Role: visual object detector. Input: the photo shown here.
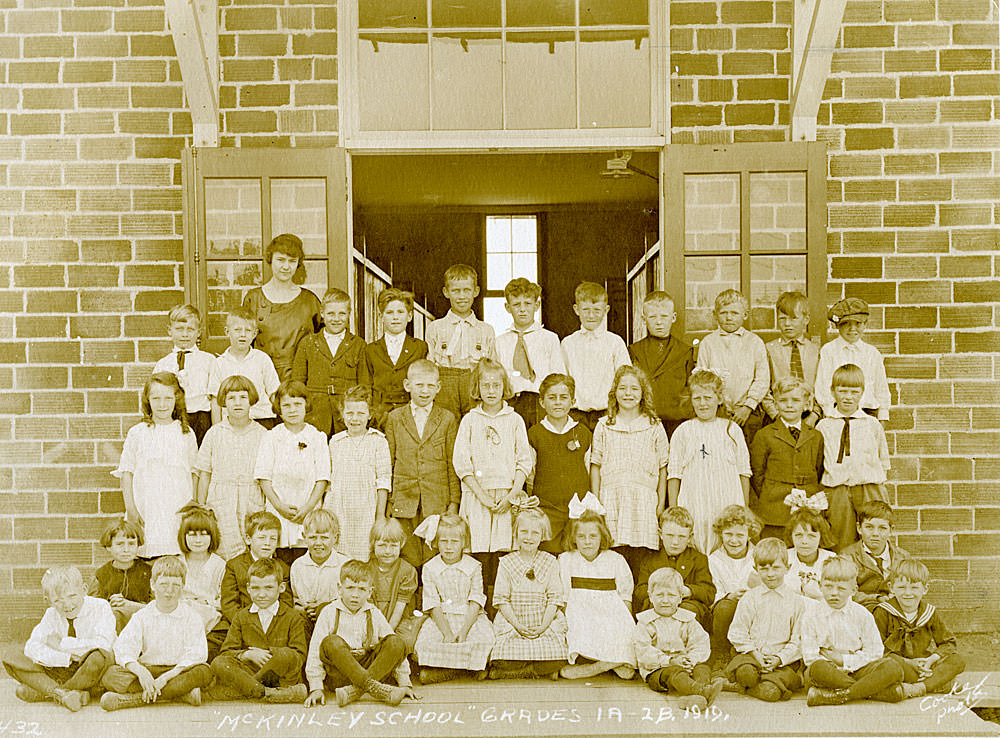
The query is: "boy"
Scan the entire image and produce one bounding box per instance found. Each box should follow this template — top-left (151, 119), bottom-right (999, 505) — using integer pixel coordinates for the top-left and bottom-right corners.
top-left (750, 377), bottom-right (825, 540)
top-left (634, 507), bottom-right (716, 623)
top-left (632, 567), bottom-right (725, 710)
top-left (364, 287), bottom-right (429, 428)
top-left (425, 264), bottom-right (498, 419)
top-left (815, 297), bottom-right (890, 421)
top-left (154, 303), bottom-right (214, 443)
top-left (843, 501), bottom-right (910, 610)
top-left (561, 281), bottom-right (630, 431)
top-left (385, 360), bottom-right (460, 567)
top-left (304, 560), bottom-right (415, 708)
top-left (292, 288), bottom-right (369, 436)
top-left (4, 566), bottom-right (116, 711)
top-left (816, 364), bottom-right (891, 550)
top-left (695, 289), bottom-right (770, 444)
top-left (760, 291), bottom-right (821, 426)
top-left (801, 556), bottom-right (905, 706)
top-left (211, 558), bottom-right (309, 703)
top-left (290, 510), bottom-right (348, 629)
top-left (873, 559), bottom-right (965, 697)
top-left (725, 538), bottom-right (805, 702)
top-left (628, 290), bottom-right (695, 437)
top-left (220, 512), bottom-right (295, 633)
top-left (208, 307), bottom-right (280, 428)
top-left (495, 278), bottom-right (565, 429)
top-left (100, 556), bottom-right (213, 710)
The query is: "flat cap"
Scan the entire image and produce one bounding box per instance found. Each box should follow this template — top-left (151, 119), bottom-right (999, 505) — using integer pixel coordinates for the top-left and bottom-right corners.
top-left (827, 297), bottom-right (869, 324)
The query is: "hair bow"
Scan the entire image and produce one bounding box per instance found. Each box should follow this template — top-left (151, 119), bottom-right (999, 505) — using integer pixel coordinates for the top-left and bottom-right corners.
top-left (568, 491), bottom-right (606, 520)
top-left (509, 494), bottom-right (540, 513)
top-left (783, 488), bottom-right (828, 514)
top-left (412, 514), bottom-right (440, 545)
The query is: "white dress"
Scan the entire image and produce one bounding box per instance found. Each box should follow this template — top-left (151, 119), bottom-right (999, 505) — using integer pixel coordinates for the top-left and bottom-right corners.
top-left (668, 417), bottom-right (750, 554)
top-left (254, 423), bottom-right (331, 547)
top-left (327, 428), bottom-right (391, 561)
top-left (708, 545), bottom-right (757, 601)
top-left (558, 550), bottom-right (635, 665)
top-left (590, 415), bottom-right (668, 550)
top-left (787, 547), bottom-right (836, 603)
top-left (182, 553), bottom-right (226, 631)
top-left (113, 420), bottom-right (198, 557)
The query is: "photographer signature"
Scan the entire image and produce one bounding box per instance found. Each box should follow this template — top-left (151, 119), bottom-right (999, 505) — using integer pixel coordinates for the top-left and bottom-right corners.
top-left (919, 675), bottom-right (991, 724)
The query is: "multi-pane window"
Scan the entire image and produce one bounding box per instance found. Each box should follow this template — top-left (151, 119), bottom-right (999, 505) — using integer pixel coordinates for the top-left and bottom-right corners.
top-left (482, 215), bottom-right (539, 334)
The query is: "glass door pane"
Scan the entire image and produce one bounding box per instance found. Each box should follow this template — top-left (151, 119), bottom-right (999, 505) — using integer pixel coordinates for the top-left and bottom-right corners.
top-left (272, 178), bottom-right (329, 300)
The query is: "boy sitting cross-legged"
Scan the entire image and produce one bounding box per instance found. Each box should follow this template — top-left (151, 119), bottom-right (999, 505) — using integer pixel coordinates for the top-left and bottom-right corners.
top-left (100, 556), bottom-right (213, 711)
top-left (211, 557), bottom-right (309, 704)
top-left (304, 560), bottom-right (416, 708)
top-left (290, 509), bottom-right (348, 634)
top-left (4, 565), bottom-right (116, 711)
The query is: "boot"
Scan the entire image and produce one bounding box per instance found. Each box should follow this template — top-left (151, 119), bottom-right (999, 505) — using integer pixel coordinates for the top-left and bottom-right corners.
top-left (52, 688), bottom-right (88, 712)
top-left (612, 664), bottom-right (636, 680)
top-left (264, 684), bottom-right (308, 704)
top-left (677, 695), bottom-right (708, 711)
top-left (101, 691), bottom-right (146, 711)
top-left (701, 677), bottom-right (725, 706)
top-left (15, 685), bottom-right (47, 703)
top-left (419, 667), bottom-right (460, 685)
top-left (487, 664), bottom-right (535, 680)
top-left (364, 678), bottom-right (406, 706)
top-left (748, 682), bottom-right (782, 702)
top-left (901, 682), bottom-right (927, 699)
top-left (179, 687), bottom-right (202, 706)
top-left (335, 685), bottom-right (361, 707)
top-left (807, 686), bottom-right (850, 706)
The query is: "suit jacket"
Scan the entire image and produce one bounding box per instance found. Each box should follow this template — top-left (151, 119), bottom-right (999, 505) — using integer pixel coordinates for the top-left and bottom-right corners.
top-left (364, 335), bottom-right (429, 425)
top-left (385, 404), bottom-right (460, 519)
top-left (221, 553), bottom-right (294, 625)
top-left (749, 419), bottom-right (825, 526)
top-left (219, 601), bottom-right (308, 660)
top-left (842, 540), bottom-right (910, 609)
top-left (628, 335), bottom-right (695, 423)
top-left (291, 331), bottom-right (369, 435)
top-left (634, 546), bottom-right (716, 617)
top-left (761, 336), bottom-right (822, 420)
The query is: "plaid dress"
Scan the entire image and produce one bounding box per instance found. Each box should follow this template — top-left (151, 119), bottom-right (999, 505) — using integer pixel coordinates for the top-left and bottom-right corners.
top-left (327, 428), bottom-right (391, 561)
top-left (491, 551), bottom-right (568, 662)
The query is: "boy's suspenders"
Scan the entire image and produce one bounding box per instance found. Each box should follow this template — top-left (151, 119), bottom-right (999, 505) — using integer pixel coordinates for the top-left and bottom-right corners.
top-left (331, 608), bottom-right (375, 654)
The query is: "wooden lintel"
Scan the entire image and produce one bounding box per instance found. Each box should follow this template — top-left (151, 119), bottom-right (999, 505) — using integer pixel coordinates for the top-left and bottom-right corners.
top-left (164, 0), bottom-right (219, 147)
top-left (791, 0), bottom-right (848, 141)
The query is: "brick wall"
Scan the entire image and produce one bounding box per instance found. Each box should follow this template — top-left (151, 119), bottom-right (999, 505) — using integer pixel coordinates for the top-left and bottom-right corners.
top-left (671, 0), bottom-right (1000, 630)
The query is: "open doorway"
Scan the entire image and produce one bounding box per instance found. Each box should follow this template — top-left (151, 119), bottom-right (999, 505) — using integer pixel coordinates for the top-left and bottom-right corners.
top-left (351, 151), bottom-right (659, 342)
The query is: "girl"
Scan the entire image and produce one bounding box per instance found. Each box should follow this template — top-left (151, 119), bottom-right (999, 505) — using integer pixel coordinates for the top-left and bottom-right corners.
top-left (784, 505), bottom-right (835, 604)
top-left (177, 504), bottom-right (226, 635)
top-left (368, 519), bottom-right (421, 652)
top-left (255, 380), bottom-right (330, 557)
top-left (453, 359), bottom-right (532, 587)
top-left (557, 509), bottom-right (635, 680)
top-left (113, 372), bottom-right (198, 557)
top-left (707, 505), bottom-right (762, 666)
top-left (668, 370), bottom-right (751, 553)
top-left (195, 374), bottom-right (268, 560)
top-left (326, 385), bottom-right (391, 561)
top-left (413, 515), bottom-right (495, 684)
top-left (91, 519), bottom-right (151, 632)
top-left (489, 508), bottom-right (568, 680)
top-left (527, 374), bottom-right (592, 553)
top-left (590, 365), bottom-right (668, 572)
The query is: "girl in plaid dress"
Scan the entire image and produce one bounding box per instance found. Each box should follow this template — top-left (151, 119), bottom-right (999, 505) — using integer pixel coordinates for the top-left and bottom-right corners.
top-left (326, 385), bottom-right (392, 561)
top-left (489, 508), bottom-right (568, 679)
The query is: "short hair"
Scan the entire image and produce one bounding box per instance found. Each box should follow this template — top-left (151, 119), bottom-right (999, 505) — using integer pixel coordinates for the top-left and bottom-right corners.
top-left (407, 358), bottom-right (439, 381)
top-left (264, 233), bottom-right (305, 269)
top-left (470, 358), bottom-right (513, 401)
top-left (272, 379), bottom-right (310, 417)
top-left (433, 514), bottom-right (470, 552)
top-left (857, 500), bottom-right (894, 526)
top-left (753, 538), bottom-right (789, 567)
top-left (888, 558), bottom-right (929, 586)
top-left (647, 567), bottom-right (689, 596)
top-left (41, 565), bottom-right (85, 599)
top-left (226, 306), bottom-right (257, 325)
top-left (217, 374), bottom-right (259, 408)
top-left (714, 289), bottom-right (748, 312)
top-left (643, 290), bottom-right (675, 309)
top-left (340, 559), bottom-right (373, 585)
top-left (247, 557), bottom-right (283, 583)
top-left (245, 510), bottom-right (282, 537)
top-left (151, 555), bottom-right (187, 583)
top-left (775, 291), bottom-right (809, 318)
top-left (321, 287), bottom-right (351, 309)
top-left (538, 373), bottom-right (575, 401)
top-left (443, 264), bottom-right (478, 287)
top-left (337, 384), bottom-right (372, 418)
top-left (772, 376), bottom-right (808, 400)
top-left (831, 363), bottom-right (865, 390)
top-left (565, 510), bottom-right (614, 552)
top-left (784, 507), bottom-right (831, 545)
top-left (821, 555), bottom-right (858, 583)
top-left (659, 506), bottom-right (694, 531)
top-left (377, 287), bottom-right (414, 314)
top-left (302, 509), bottom-right (340, 539)
top-left (687, 369), bottom-right (724, 400)
top-left (504, 278), bottom-right (541, 301)
top-left (513, 506), bottom-right (552, 541)
top-left (574, 281), bottom-right (608, 304)
top-left (369, 517), bottom-right (407, 556)
top-left (178, 504), bottom-right (221, 554)
top-left (100, 518), bottom-right (144, 548)
top-left (711, 505), bottom-right (763, 540)
top-left (142, 372), bottom-right (190, 433)
top-left (168, 303), bottom-right (201, 325)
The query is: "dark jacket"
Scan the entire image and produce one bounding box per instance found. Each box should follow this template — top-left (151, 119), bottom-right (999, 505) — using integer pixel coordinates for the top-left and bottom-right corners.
top-left (385, 404), bottom-right (460, 519)
top-left (291, 331), bottom-right (369, 435)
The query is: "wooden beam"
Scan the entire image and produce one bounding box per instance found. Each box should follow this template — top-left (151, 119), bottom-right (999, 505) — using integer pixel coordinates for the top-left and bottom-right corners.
top-left (164, 0), bottom-right (219, 147)
top-left (790, 0), bottom-right (848, 141)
